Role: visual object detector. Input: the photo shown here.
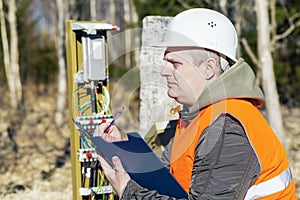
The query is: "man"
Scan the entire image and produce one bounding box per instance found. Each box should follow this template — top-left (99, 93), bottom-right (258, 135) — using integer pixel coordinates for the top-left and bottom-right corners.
top-left (94, 8), bottom-right (297, 199)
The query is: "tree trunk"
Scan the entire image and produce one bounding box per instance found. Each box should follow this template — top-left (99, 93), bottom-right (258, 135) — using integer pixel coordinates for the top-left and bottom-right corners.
top-left (55, 0), bottom-right (67, 127)
top-left (90, 0), bottom-right (96, 21)
top-left (129, 0), bottom-right (140, 68)
top-left (0, 0), bottom-right (14, 107)
top-left (0, 0), bottom-right (22, 109)
top-left (233, 0), bottom-right (241, 58)
top-left (255, 0), bottom-right (285, 142)
top-left (124, 0), bottom-right (139, 69)
top-left (8, 0), bottom-right (22, 106)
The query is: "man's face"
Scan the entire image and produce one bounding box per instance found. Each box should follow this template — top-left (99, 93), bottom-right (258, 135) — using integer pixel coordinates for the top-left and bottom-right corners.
top-left (160, 47), bottom-right (207, 106)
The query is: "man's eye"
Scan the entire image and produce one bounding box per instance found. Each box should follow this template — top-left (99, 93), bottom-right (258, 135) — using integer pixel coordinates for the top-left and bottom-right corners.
top-left (166, 59), bottom-right (179, 64)
top-left (171, 61), bottom-right (181, 67)
top-left (164, 58), bottom-right (182, 68)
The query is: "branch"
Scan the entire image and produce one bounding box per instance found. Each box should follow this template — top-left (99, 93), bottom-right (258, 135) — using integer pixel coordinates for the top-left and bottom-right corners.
top-left (269, 0), bottom-right (277, 38)
top-left (272, 20), bottom-right (300, 44)
top-left (290, 12), bottom-right (300, 22)
top-left (271, 13), bottom-right (300, 46)
top-left (241, 37), bottom-right (259, 67)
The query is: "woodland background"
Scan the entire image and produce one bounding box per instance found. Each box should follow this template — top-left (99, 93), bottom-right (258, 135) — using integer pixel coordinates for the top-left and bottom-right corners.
top-left (0, 0), bottom-right (299, 199)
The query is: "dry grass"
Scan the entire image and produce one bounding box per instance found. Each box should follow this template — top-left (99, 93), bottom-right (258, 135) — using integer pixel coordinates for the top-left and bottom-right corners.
top-left (0, 82), bottom-right (140, 199)
top-left (0, 83), bottom-right (299, 199)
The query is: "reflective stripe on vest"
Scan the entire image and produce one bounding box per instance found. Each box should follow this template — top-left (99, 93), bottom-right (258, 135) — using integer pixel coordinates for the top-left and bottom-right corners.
top-left (244, 167), bottom-right (293, 200)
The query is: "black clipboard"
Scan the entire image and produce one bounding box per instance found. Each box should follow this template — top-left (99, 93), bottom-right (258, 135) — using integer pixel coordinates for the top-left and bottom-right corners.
top-left (73, 119), bottom-right (188, 198)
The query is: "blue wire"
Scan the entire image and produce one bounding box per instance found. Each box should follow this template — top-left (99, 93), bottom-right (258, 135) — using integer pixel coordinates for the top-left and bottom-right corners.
top-left (80, 137), bottom-right (86, 148)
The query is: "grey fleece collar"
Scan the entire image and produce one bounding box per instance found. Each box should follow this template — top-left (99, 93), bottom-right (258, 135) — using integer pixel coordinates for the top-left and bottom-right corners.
top-left (180, 58), bottom-right (265, 124)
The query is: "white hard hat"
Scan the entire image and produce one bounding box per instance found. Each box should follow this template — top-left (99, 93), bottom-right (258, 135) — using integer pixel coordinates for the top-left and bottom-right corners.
top-left (158, 8), bottom-right (238, 62)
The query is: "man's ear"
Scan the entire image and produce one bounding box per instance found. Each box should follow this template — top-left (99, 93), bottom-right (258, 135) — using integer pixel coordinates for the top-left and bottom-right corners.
top-left (204, 58), bottom-right (218, 80)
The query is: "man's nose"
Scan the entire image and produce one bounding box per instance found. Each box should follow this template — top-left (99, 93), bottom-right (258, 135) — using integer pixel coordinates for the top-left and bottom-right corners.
top-left (160, 63), bottom-right (172, 77)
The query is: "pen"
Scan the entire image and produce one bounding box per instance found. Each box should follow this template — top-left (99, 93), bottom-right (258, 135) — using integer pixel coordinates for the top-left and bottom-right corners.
top-left (103, 106), bottom-right (125, 133)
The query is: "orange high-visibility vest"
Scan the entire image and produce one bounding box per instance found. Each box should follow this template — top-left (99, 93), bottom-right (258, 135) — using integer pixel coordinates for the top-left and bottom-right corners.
top-left (170, 99), bottom-right (296, 199)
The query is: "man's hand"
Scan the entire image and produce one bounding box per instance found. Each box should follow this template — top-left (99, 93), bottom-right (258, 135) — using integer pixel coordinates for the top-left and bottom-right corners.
top-left (98, 155), bottom-right (130, 197)
top-left (94, 121), bottom-right (129, 196)
top-left (93, 123), bottom-right (124, 142)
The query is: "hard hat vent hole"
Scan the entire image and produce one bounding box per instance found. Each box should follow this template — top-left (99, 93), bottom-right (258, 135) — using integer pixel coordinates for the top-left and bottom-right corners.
top-left (208, 22), bottom-right (216, 28)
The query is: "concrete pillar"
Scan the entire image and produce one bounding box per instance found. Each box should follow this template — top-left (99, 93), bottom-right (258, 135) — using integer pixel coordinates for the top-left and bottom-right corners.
top-left (139, 16), bottom-right (180, 137)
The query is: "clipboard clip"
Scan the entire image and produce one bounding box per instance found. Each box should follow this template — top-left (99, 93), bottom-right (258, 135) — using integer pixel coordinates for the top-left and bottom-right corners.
top-left (72, 118), bottom-right (92, 139)
top-left (72, 118), bottom-right (114, 168)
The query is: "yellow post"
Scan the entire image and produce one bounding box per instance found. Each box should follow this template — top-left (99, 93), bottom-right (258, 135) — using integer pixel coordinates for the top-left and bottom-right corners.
top-left (66, 20), bottom-right (82, 200)
top-left (65, 20), bottom-right (118, 200)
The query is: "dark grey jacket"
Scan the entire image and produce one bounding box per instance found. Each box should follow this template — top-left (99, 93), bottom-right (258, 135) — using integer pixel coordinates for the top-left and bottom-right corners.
top-left (120, 59), bottom-right (264, 199)
top-left (120, 114), bottom-right (260, 199)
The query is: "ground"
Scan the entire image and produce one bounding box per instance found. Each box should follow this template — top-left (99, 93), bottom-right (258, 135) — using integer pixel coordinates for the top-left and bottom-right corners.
top-left (0, 84), bottom-right (72, 199)
top-left (0, 83), bottom-right (299, 199)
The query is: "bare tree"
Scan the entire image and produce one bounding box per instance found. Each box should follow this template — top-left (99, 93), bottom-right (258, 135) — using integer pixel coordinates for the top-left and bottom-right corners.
top-left (252, 0), bottom-right (300, 142)
top-left (0, 0), bottom-right (22, 109)
top-left (54, 0), bottom-right (67, 127)
top-left (124, 0), bottom-right (139, 68)
top-left (90, 0), bottom-right (96, 21)
top-left (255, 0), bottom-right (284, 141)
top-left (0, 0), bottom-right (10, 90)
top-left (232, 0), bottom-right (242, 58)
